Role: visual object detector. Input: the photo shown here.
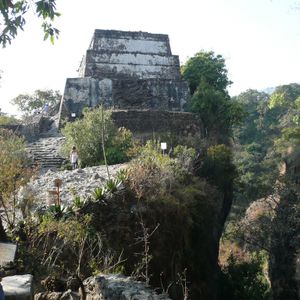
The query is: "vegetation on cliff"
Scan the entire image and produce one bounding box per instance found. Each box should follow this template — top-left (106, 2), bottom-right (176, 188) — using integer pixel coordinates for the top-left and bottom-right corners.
top-left (0, 128), bottom-right (32, 241)
top-left (226, 83), bottom-right (300, 299)
top-left (2, 51), bottom-right (298, 300)
top-left (11, 140), bottom-right (230, 299)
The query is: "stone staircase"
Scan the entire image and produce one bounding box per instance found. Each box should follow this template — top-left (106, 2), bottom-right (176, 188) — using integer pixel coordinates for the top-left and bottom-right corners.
top-left (25, 113), bottom-right (68, 172)
top-left (27, 136), bottom-right (66, 172)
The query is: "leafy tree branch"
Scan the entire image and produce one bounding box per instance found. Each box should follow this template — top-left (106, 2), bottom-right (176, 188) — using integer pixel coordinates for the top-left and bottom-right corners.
top-left (0, 0), bottom-right (60, 47)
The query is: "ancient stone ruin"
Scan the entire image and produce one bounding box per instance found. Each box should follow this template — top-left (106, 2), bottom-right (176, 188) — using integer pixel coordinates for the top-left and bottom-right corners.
top-left (59, 29), bottom-right (202, 139)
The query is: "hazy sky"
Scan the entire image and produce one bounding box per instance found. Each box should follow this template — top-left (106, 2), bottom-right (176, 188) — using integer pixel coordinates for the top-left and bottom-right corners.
top-left (0, 0), bottom-right (300, 115)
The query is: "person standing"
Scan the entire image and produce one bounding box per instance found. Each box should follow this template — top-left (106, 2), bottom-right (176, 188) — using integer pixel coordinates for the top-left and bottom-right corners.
top-left (42, 103), bottom-right (49, 115)
top-left (70, 146), bottom-right (79, 170)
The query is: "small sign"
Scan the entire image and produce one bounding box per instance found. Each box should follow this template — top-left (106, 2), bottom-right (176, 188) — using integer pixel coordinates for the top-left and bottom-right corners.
top-left (71, 112), bottom-right (76, 117)
top-left (0, 243), bottom-right (17, 266)
top-left (161, 143), bottom-right (167, 150)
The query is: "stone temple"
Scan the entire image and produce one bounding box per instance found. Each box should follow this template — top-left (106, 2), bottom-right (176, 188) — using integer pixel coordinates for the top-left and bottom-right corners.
top-left (59, 29), bottom-right (202, 139)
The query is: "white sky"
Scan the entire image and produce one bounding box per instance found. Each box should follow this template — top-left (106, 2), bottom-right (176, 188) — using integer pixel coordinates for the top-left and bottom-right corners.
top-left (0, 0), bottom-right (300, 115)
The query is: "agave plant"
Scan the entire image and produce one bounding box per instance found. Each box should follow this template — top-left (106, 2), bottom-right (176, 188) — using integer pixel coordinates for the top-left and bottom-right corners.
top-left (93, 187), bottom-right (105, 201)
top-left (46, 204), bottom-right (66, 220)
top-left (72, 196), bottom-right (85, 209)
top-left (104, 178), bottom-right (123, 194)
top-left (116, 168), bottom-right (128, 182)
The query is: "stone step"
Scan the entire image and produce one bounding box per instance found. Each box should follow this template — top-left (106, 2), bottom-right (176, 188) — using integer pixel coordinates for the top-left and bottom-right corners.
top-left (33, 159), bottom-right (64, 163)
top-left (26, 135), bottom-right (67, 172)
top-left (32, 155), bottom-right (64, 159)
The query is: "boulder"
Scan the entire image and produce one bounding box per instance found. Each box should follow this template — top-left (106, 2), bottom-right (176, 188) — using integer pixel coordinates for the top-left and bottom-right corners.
top-left (84, 274), bottom-right (171, 300)
top-left (2, 274), bottom-right (33, 300)
top-left (34, 291), bottom-right (80, 300)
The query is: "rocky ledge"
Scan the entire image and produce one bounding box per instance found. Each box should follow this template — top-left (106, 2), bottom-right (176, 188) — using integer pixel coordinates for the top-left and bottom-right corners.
top-left (18, 164), bottom-right (126, 207)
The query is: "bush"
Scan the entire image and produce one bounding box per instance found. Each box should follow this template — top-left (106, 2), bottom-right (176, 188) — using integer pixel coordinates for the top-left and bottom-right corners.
top-left (0, 115), bottom-right (19, 125)
top-left (61, 107), bottom-right (133, 167)
top-left (173, 145), bottom-right (196, 172)
top-left (0, 129), bottom-right (32, 229)
top-left (127, 141), bottom-right (185, 200)
top-left (219, 251), bottom-right (270, 300)
top-left (198, 144), bottom-right (236, 189)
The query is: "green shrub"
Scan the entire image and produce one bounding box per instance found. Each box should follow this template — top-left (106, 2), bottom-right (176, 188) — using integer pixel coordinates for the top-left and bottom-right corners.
top-left (61, 107), bottom-right (133, 167)
top-left (45, 204), bottom-right (67, 220)
top-left (105, 127), bottom-right (133, 164)
top-left (127, 141), bottom-right (192, 200)
top-left (0, 115), bottom-right (19, 125)
top-left (198, 144), bottom-right (236, 189)
top-left (173, 145), bottom-right (196, 172)
top-left (219, 252), bottom-right (270, 300)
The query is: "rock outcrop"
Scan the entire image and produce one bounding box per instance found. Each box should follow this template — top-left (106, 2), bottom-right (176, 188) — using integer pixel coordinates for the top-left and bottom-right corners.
top-left (18, 164), bottom-right (125, 206)
top-left (84, 274), bottom-right (171, 300)
top-left (34, 274), bottom-right (171, 300)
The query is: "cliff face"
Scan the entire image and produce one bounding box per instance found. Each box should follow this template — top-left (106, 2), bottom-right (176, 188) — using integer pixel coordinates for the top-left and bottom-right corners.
top-left (17, 158), bottom-right (229, 300)
top-left (79, 176), bottom-right (226, 300)
top-left (269, 190), bottom-right (299, 300)
top-left (270, 146), bottom-right (300, 300)
top-left (240, 189), bottom-right (300, 300)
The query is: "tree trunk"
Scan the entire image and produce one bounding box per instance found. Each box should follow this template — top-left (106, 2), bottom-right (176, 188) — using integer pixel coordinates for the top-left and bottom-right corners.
top-left (0, 216), bottom-right (7, 242)
top-left (0, 193), bottom-right (7, 242)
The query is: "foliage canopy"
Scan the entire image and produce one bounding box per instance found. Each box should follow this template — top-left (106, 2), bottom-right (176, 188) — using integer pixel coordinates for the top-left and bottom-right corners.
top-left (232, 84), bottom-right (300, 205)
top-left (10, 89), bottom-right (61, 115)
top-left (182, 51), bottom-right (244, 139)
top-left (0, 0), bottom-right (60, 47)
top-left (181, 51), bottom-right (232, 94)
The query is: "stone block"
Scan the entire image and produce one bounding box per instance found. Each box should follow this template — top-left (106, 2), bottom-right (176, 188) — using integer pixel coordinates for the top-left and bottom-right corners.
top-left (2, 274), bottom-right (33, 300)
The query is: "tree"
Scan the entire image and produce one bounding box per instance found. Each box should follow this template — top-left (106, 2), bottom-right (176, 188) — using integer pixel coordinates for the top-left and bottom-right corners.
top-left (232, 90), bottom-right (281, 205)
top-left (181, 51), bottom-right (244, 140)
top-left (11, 89), bottom-right (61, 115)
top-left (219, 252), bottom-right (270, 300)
top-left (0, 0), bottom-right (60, 47)
top-left (181, 51), bottom-right (232, 95)
top-left (61, 107), bottom-right (133, 167)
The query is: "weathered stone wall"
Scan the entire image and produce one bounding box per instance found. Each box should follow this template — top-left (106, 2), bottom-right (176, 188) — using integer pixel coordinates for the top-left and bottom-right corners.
top-left (111, 110), bottom-right (202, 140)
top-left (92, 30), bottom-right (171, 54)
top-left (0, 116), bottom-right (50, 142)
top-left (80, 30), bottom-right (179, 81)
top-left (60, 77), bottom-right (189, 120)
top-left (82, 52), bottom-right (180, 80)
